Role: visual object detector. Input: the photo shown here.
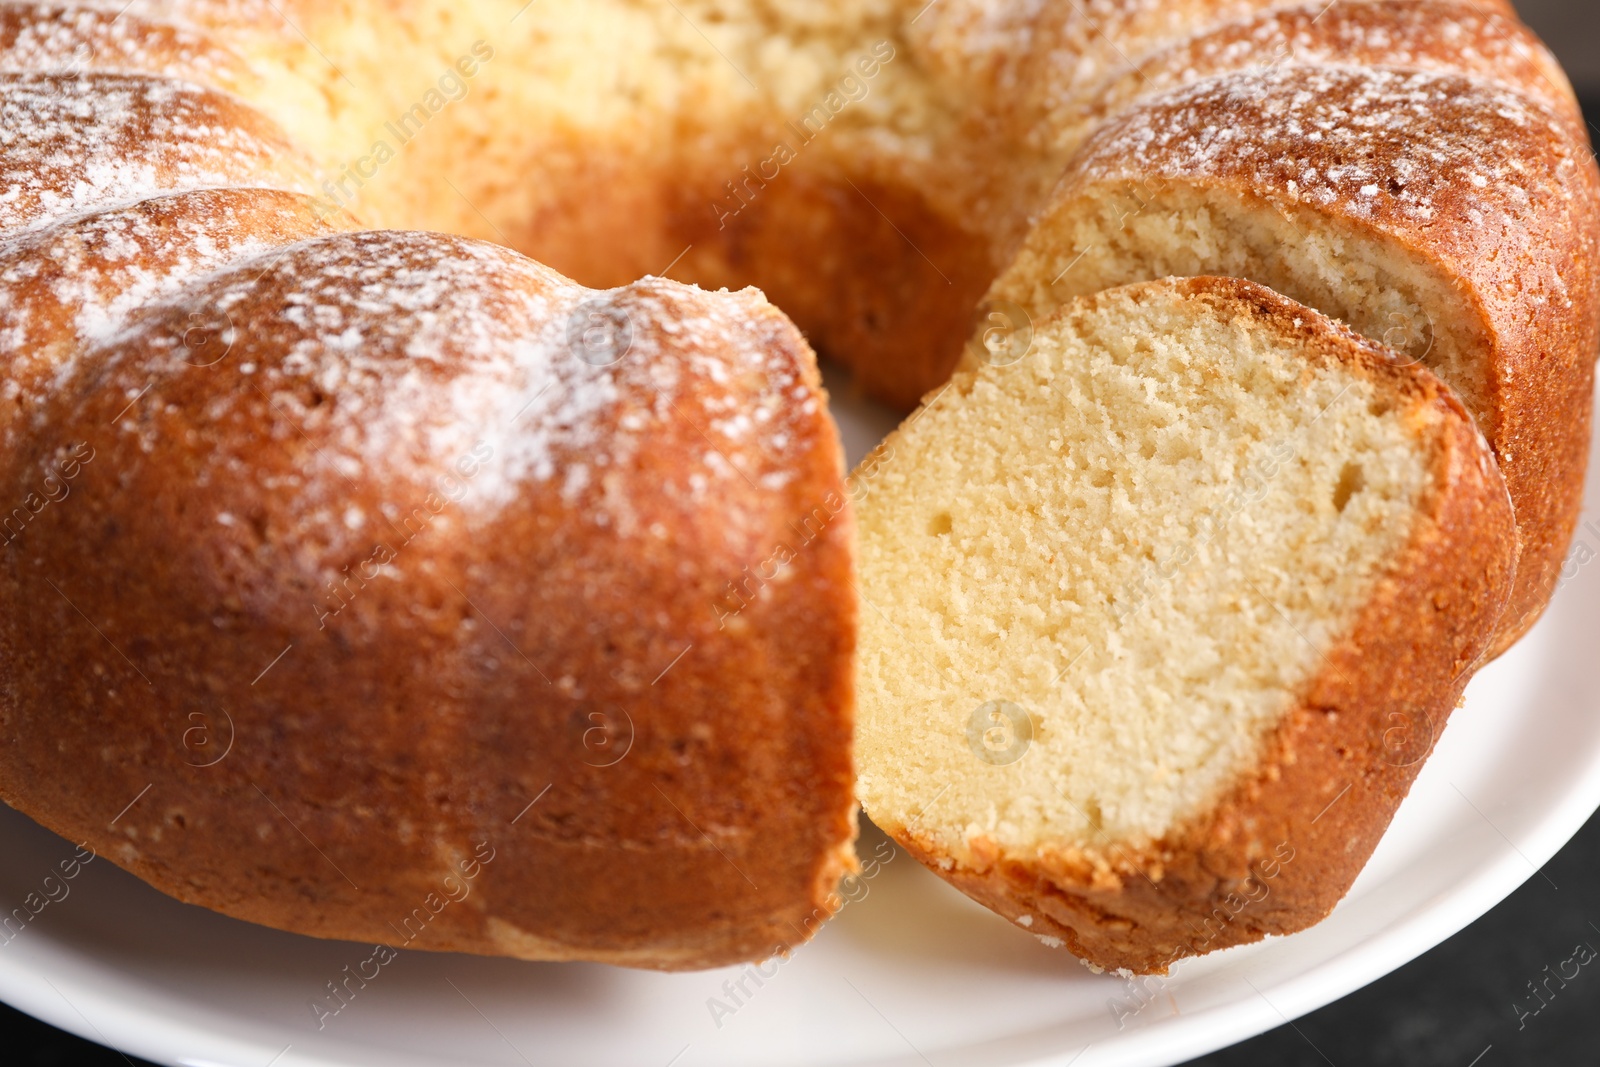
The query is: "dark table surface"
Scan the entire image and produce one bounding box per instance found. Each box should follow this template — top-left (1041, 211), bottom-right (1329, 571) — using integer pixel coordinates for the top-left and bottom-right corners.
top-left (7, 5), bottom-right (1600, 1066)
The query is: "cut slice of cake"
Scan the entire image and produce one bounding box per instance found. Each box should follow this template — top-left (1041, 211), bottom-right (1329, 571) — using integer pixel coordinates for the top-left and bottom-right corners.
top-left (855, 277), bottom-right (1515, 974)
top-left (985, 66), bottom-right (1600, 654)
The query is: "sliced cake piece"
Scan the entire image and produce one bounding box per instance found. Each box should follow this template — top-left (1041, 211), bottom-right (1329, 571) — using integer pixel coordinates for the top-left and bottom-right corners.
top-left (988, 65), bottom-right (1600, 653)
top-left (856, 277), bottom-right (1514, 974)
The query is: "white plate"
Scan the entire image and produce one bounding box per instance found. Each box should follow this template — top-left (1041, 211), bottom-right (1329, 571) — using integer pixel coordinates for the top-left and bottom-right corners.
top-left (3, 372), bottom-right (1598, 1067)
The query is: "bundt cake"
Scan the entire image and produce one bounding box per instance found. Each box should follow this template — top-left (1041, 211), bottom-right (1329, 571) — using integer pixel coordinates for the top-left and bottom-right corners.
top-left (0, 0), bottom-right (1592, 974)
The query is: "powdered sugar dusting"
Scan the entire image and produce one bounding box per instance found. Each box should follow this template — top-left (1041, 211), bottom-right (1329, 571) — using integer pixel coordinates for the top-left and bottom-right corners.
top-left (0, 71), bottom-right (312, 234)
top-left (0, 3), bottom-right (255, 91)
top-left (0, 188), bottom-right (332, 442)
top-left (15, 1), bottom-right (281, 34)
top-left (84, 231), bottom-right (820, 535)
top-left (1073, 64), bottom-right (1568, 225)
top-left (2, 189), bottom-right (326, 342)
top-left (1097, 1), bottom-right (1574, 126)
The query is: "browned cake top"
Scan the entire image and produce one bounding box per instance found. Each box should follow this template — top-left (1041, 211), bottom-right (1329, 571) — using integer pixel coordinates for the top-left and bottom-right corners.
top-left (0, 72), bottom-right (313, 231)
top-left (1088, 1), bottom-right (1577, 131)
top-left (0, 2), bottom-right (257, 88)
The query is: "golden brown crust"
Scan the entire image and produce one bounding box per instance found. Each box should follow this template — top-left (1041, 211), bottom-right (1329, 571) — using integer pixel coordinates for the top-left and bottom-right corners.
top-left (0, 71), bottom-right (317, 235)
top-left (889, 277), bottom-right (1517, 974)
top-left (1078, 1), bottom-right (1579, 141)
top-left (1010, 63), bottom-right (1599, 652)
top-left (0, 230), bottom-right (858, 971)
top-left (0, 1), bottom-right (259, 91)
top-left (0, 188), bottom-right (351, 446)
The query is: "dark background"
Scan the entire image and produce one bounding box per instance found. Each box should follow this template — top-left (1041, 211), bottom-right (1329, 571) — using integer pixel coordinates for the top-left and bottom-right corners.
top-left (5, 2), bottom-right (1600, 1065)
